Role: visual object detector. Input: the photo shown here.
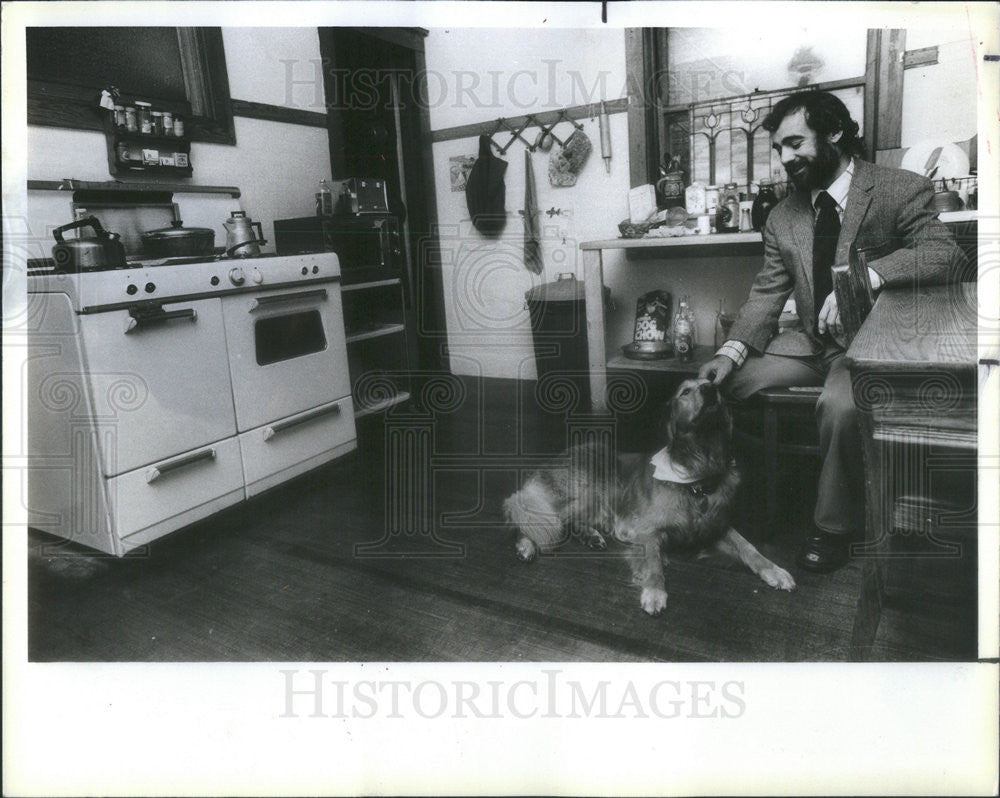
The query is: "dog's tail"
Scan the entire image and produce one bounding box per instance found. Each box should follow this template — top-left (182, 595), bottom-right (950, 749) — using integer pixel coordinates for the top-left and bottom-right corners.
top-left (503, 476), bottom-right (566, 552)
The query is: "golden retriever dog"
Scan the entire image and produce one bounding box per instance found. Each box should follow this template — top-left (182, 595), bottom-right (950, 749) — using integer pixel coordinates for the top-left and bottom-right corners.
top-left (503, 378), bottom-right (796, 615)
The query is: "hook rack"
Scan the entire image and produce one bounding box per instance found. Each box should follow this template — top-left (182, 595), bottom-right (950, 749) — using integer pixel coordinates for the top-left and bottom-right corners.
top-left (433, 97), bottom-right (628, 150)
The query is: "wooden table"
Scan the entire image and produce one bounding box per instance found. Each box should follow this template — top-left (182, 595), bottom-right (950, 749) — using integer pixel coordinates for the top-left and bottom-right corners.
top-left (844, 282), bottom-right (978, 659)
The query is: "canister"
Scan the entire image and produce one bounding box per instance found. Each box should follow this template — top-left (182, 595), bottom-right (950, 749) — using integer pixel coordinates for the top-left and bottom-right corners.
top-left (162, 111), bottom-right (174, 136)
top-left (685, 182), bottom-right (707, 215)
top-left (704, 185), bottom-right (721, 213)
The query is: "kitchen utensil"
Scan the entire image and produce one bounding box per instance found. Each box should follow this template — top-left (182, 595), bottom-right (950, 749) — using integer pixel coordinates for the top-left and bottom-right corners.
top-left (141, 219), bottom-right (216, 260)
top-left (901, 140), bottom-right (970, 181)
top-left (224, 211), bottom-right (267, 257)
top-left (932, 190), bottom-right (963, 213)
top-left (599, 100), bottom-right (612, 173)
top-left (51, 216), bottom-right (127, 273)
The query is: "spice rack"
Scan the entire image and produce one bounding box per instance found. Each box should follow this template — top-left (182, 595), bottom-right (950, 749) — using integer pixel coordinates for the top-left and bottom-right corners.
top-left (102, 96), bottom-right (193, 177)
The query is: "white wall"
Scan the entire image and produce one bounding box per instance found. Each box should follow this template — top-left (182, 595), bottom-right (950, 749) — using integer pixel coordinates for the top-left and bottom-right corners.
top-left (901, 30), bottom-right (979, 147)
top-left (26, 28), bottom-right (330, 256)
top-left (425, 28), bottom-right (761, 380)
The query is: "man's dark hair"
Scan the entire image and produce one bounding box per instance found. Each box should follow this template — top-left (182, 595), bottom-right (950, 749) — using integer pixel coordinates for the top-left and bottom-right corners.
top-left (762, 90), bottom-right (866, 159)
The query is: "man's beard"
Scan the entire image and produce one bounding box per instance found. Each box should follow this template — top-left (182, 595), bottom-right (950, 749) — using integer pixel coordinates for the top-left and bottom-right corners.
top-left (785, 139), bottom-right (843, 190)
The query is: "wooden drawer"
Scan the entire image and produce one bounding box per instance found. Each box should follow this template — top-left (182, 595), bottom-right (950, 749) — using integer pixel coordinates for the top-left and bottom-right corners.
top-left (239, 397), bottom-right (357, 497)
top-left (107, 436), bottom-right (245, 549)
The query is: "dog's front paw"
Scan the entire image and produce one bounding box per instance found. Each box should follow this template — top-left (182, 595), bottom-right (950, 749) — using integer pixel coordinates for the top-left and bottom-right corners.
top-left (580, 527), bottom-right (607, 550)
top-left (640, 587), bottom-right (668, 615)
top-left (515, 536), bottom-right (538, 563)
top-left (759, 564), bottom-right (796, 591)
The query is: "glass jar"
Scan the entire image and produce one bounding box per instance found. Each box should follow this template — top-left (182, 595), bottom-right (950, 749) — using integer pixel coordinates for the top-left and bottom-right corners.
top-left (173, 116), bottom-right (185, 137)
top-left (124, 105), bottom-right (138, 132)
top-left (704, 185), bottom-right (721, 213)
top-left (135, 101), bottom-right (152, 134)
top-left (151, 111), bottom-right (163, 136)
top-left (161, 111), bottom-right (173, 136)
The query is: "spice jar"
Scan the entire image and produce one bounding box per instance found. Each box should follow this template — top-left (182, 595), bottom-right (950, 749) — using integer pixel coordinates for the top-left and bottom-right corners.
top-left (124, 105), bottom-right (138, 132)
top-left (151, 111), bottom-right (163, 136)
top-left (135, 101), bottom-right (152, 134)
top-left (161, 111), bottom-right (173, 136)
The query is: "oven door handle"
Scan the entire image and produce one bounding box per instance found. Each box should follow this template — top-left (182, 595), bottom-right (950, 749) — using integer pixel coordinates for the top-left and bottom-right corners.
top-left (263, 402), bottom-right (341, 441)
top-left (125, 305), bottom-right (197, 334)
top-left (145, 446), bottom-right (216, 484)
top-left (249, 288), bottom-right (328, 312)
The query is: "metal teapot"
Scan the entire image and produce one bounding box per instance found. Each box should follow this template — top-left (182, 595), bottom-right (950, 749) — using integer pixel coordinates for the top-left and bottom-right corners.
top-left (52, 216), bottom-right (127, 272)
top-left (223, 211), bottom-right (267, 257)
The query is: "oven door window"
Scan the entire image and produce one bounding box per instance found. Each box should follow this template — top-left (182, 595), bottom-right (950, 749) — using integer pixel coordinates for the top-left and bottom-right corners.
top-left (255, 310), bottom-right (327, 365)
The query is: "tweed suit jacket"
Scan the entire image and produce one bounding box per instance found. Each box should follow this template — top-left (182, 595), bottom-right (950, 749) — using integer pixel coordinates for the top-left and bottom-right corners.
top-left (726, 159), bottom-right (966, 357)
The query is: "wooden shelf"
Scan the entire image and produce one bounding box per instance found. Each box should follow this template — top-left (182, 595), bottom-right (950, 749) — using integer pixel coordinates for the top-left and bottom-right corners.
top-left (581, 231), bottom-right (763, 251)
top-left (355, 391), bottom-right (412, 418)
top-left (345, 323), bottom-right (406, 344)
top-left (27, 179), bottom-right (241, 198)
top-left (341, 277), bottom-right (402, 292)
top-left (607, 344), bottom-right (716, 374)
top-left (939, 210), bottom-right (977, 223)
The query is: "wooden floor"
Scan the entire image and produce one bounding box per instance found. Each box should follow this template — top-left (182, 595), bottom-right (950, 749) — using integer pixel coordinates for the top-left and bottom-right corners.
top-left (28, 376), bottom-right (978, 662)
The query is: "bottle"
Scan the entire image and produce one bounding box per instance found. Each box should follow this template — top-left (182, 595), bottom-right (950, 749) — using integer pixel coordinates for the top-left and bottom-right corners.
top-left (714, 299), bottom-right (725, 349)
top-left (751, 182), bottom-right (778, 232)
top-left (673, 296), bottom-right (696, 363)
top-left (718, 183), bottom-right (741, 232)
top-left (316, 179), bottom-right (333, 216)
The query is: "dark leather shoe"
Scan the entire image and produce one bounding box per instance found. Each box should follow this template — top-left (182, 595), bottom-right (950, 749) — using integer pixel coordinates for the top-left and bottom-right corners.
top-left (796, 531), bottom-right (850, 573)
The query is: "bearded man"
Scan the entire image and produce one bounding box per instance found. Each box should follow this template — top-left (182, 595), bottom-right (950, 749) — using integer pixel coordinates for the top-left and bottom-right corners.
top-left (699, 90), bottom-right (966, 572)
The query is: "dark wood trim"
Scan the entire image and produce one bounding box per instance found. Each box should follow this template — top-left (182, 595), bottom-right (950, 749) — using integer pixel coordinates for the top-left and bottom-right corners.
top-left (863, 29), bottom-right (880, 160)
top-left (658, 76), bottom-right (866, 116)
top-left (430, 96), bottom-right (629, 144)
top-left (876, 29), bottom-right (906, 151)
top-left (343, 26), bottom-right (428, 53)
top-left (27, 27), bottom-right (235, 146)
top-left (626, 27), bottom-right (661, 189)
top-left (231, 99), bottom-right (328, 128)
top-left (904, 46), bottom-right (939, 69)
top-left (27, 179), bottom-right (241, 198)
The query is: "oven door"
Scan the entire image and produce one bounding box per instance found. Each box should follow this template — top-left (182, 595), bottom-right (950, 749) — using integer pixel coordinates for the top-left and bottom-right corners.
top-left (77, 297), bottom-right (238, 477)
top-left (220, 282), bottom-right (352, 432)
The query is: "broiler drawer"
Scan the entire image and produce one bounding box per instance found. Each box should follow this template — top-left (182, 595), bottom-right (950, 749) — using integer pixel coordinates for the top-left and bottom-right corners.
top-left (239, 397), bottom-right (356, 497)
top-left (106, 436), bottom-right (245, 549)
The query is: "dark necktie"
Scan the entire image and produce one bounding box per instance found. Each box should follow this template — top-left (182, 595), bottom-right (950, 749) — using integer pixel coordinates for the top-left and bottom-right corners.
top-left (812, 190), bottom-right (840, 324)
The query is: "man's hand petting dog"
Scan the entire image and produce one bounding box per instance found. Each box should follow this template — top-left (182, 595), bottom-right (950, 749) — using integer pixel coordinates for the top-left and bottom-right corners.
top-left (699, 354), bottom-right (736, 385)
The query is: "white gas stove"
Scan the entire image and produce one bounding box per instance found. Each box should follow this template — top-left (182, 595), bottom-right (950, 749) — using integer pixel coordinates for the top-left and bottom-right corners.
top-left (28, 251), bottom-right (357, 556)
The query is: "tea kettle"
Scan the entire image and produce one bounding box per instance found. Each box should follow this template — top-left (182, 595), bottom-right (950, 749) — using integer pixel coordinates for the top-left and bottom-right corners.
top-left (52, 216), bottom-right (127, 272)
top-left (224, 211), bottom-right (267, 257)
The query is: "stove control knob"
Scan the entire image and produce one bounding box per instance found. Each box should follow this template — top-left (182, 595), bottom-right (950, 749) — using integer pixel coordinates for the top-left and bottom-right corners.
top-left (251, 267), bottom-right (263, 285)
top-left (229, 267), bottom-right (246, 286)
top-left (126, 284), bottom-right (138, 295)
top-left (145, 282), bottom-right (156, 294)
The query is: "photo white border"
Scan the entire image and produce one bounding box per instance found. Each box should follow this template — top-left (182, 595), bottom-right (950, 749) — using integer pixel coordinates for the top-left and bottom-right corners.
top-left (3, 2), bottom-right (998, 795)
